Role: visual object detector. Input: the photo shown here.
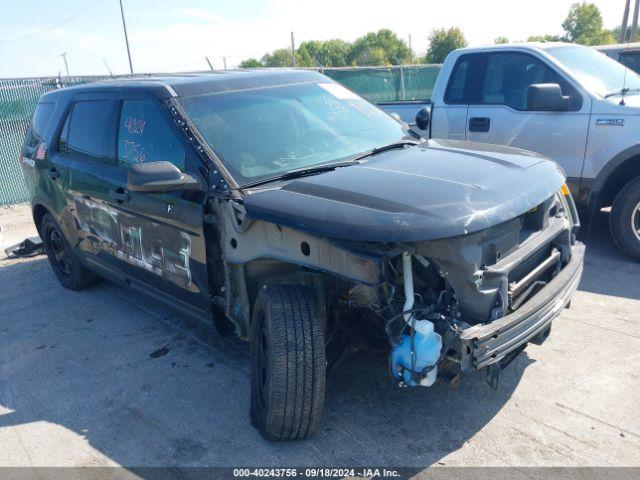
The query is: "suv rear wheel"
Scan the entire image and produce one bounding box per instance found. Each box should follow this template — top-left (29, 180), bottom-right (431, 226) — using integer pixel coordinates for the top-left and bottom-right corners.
top-left (250, 285), bottom-right (326, 441)
top-left (610, 176), bottom-right (640, 261)
top-left (41, 213), bottom-right (98, 290)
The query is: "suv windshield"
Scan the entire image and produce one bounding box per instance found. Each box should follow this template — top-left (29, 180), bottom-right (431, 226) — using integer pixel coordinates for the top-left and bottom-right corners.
top-left (178, 81), bottom-right (407, 186)
top-left (547, 45), bottom-right (640, 98)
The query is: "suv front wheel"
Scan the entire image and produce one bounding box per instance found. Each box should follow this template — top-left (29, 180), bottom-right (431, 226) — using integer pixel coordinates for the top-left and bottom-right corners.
top-left (250, 285), bottom-right (326, 441)
top-left (41, 213), bottom-right (98, 290)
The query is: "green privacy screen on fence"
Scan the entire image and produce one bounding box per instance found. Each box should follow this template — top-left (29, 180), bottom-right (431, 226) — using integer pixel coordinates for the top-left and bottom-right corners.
top-left (0, 65), bottom-right (440, 206)
top-left (323, 65), bottom-right (441, 102)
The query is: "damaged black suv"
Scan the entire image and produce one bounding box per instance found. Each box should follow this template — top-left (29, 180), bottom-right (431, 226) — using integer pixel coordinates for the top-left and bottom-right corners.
top-left (20, 70), bottom-right (584, 440)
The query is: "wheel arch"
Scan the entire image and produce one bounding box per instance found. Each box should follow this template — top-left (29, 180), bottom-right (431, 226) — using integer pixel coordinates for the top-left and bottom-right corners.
top-left (590, 146), bottom-right (640, 211)
top-left (32, 202), bottom-right (51, 236)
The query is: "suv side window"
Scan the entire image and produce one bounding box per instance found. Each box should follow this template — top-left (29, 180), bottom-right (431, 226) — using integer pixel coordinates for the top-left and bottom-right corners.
top-left (481, 52), bottom-right (580, 111)
top-left (117, 100), bottom-right (185, 170)
top-left (24, 102), bottom-right (55, 147)
top-left (61, 100), bottom-right (114, 161)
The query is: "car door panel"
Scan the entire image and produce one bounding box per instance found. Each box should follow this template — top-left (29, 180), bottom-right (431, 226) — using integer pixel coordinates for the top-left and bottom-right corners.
top-left (100, 164), bottom-right (209, 309)
top-left (431, 105), bottom-right (468, 139)
top-left (95, 96), bottom-right (211, 315)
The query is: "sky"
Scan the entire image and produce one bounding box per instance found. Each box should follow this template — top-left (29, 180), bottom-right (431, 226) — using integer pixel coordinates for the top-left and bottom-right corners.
top-left (0, 0), bottom-right (627, 78)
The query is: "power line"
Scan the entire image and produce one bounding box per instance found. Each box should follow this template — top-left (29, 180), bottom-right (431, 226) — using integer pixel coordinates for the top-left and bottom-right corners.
top-left (0, 0), bottom-right (104, 46)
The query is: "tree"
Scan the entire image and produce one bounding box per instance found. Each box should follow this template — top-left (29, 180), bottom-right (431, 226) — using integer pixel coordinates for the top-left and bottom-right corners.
top-left (348, 29), bottom-right (411, 66)
top-left (261, 48), bottom-right (295, 67)
top-left (526, 34), bottom-right (562, 42)
top-left (561, 2), bottom-right (611, 45)
top-left (239, 58), bottom-right (263, 68)
top-left (494, 36), bottom-right (509, 44)
top-left (425, 27), bottom-right (467, 63)
top-left (297, 39), bottom-right (351, 67)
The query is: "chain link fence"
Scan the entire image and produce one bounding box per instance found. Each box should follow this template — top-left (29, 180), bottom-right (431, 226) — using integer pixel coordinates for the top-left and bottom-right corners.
top-left (0, 75), bottom-right (115, 205)
top-left (0, 65), bottom-right (441, 206)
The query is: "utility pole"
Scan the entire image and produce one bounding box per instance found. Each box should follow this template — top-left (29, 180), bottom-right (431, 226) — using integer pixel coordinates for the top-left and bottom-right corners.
top-left (408, 34), bottom-right (413, 64)
top-left (631, 0), bottom-right (640, 42)
top-left (620, 0), bottom-right (631, 43)
top-left (290, 32), bottom-right (296, 67)
top-left (205, 56), bottom-right (214, 71)
top-left (223, 56), bottom-right (227, 70)
top-left (119, 0), bottom-right (134, 74)
top-left (59, 52), bottom-right (70, 76)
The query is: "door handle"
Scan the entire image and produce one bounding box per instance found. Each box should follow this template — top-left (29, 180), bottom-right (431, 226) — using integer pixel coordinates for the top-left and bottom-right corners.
top-left (47, 167), bottom-right (59, 181)
top-left (469, 117), bottom-right (490, 132)
top-left (108, 188), bottom-right (129, 204)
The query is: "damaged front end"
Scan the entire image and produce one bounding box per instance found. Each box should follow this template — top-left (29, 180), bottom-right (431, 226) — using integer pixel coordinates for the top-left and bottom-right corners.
top-left (337, 187), bottom-right (584, 389)
top-left (214, 181), bottom-right (583, 391)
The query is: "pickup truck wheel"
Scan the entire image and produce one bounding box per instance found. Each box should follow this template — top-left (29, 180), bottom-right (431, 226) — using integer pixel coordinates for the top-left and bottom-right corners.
top-left (610, 177), bottom-right (640, 261)
top-left (41, 213), bottom-right (98, 290)
top-left (250, 285), bottom-right (326, 441)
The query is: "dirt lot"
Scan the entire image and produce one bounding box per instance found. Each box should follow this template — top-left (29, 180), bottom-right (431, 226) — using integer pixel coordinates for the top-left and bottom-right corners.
top-left (0, 203), bottom-right (639, 468)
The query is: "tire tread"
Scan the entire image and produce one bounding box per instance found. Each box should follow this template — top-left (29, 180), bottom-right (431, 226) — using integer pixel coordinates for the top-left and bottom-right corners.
top-left (250, 284), bottom-right (326, 441)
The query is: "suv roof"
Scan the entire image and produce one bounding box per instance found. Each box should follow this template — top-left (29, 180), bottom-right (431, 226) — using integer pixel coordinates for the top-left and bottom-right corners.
top-left (40, 69), bottom-right (325, 102)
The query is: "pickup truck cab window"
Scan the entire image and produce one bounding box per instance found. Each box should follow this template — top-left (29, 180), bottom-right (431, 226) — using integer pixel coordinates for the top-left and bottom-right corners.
top-left (117, 100), bottom-right (186, 170)
top-left (481, 52), bottom-right (580, 111)
top-left (178, 82), bottom-right (407, 186)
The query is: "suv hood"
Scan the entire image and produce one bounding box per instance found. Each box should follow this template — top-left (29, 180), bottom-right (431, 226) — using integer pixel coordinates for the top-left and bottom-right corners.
top-left (242, 139), bottom-right (565, 242)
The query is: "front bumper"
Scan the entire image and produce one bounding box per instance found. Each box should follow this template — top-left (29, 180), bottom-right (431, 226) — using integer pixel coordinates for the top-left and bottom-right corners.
top-left (458, 241), bottom-right (585, 371)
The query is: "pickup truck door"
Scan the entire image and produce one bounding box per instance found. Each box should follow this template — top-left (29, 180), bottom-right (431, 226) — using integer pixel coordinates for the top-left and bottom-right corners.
top-left (464, 51), bottom-right (591, 180)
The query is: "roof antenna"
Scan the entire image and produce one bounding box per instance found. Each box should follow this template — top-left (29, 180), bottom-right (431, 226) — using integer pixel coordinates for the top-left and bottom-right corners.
top-left (621, 64), bottom-right (628, 106)
top-left (102, 57), bottom-right (114, 78)
top-left (312, 56), bottom-right (324, 73)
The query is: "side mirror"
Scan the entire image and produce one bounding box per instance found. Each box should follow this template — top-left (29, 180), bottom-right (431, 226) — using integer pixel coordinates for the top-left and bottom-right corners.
top-left (415, 106), bottom-right (431, 130)
top-left (526, 83), bottom-right (569, 111)
top-left (127, 161), bottom-right (201, 193)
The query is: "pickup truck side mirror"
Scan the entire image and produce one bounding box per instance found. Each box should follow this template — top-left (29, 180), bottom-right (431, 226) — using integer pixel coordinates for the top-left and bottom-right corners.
top-left (415, 106), bottom-right (431, 130)
top-left (527, 83), bottom-right (570, 111)
top-left (127, 161), bottom-right (201, 193)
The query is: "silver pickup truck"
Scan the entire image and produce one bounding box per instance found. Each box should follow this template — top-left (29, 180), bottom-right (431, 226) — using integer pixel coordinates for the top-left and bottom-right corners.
top-left (379, 42), bottom-right (640, 261)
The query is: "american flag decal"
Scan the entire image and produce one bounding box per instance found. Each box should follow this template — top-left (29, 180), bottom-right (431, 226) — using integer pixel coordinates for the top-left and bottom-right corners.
top-left (36, 142), bottom-right (47, 160)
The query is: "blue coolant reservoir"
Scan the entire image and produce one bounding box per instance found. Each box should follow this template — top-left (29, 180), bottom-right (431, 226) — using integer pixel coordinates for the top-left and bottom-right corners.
top-left (390, 320), bottom-right (442, 386)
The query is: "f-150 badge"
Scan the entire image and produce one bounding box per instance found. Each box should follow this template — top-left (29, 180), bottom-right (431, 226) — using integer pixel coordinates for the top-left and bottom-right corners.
top-left (596, 118), bottom-right (625, 126)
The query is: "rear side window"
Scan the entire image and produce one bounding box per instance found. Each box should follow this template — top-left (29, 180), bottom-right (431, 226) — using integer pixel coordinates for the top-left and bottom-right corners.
top-left (24, 102), bottom-right (55, 147)
top-left (117, 100), bottom-right (185, 170)
top-left (61, 100), bottom-right (114, 160)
